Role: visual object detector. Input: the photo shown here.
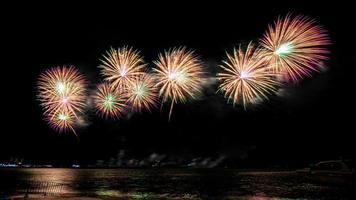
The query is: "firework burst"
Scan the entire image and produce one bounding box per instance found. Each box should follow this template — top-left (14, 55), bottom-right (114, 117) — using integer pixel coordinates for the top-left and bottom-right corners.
top-left (93, 83), bottom-right (126, 119)
top-left (153, 47), bottom-right (205, 119)
top-left (46, 109), bottom-right (76, 133)
top-left (37, 66), bottom-right (87, 133)
top-left (218, 43), bottom-right (279, 108)
top-left (99, 46), bottom-right (146, 91)
top-left (126, 73), bottom-right (158, 112)
top-left (260, 14), bottom-right (330, 82)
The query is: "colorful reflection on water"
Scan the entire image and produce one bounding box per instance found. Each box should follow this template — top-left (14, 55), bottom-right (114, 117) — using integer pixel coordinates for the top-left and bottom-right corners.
top-left (0, 169), bottom-right (353, 199)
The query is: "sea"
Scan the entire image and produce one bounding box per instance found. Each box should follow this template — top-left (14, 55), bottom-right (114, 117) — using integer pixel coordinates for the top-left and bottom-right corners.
top-left (0, 168), bottom-right (353, 199)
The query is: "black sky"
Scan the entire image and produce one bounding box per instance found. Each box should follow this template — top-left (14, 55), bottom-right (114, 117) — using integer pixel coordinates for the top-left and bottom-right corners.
top-left (2, 1), bottom-right (355, 166)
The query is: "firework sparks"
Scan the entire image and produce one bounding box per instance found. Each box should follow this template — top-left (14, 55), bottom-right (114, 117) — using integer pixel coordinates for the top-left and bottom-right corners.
top-left (218, 43), bottom-right (279, 108)
top-left (126, 73), bottom-right (158, 112)
top-left (153, 47), bottom-right (205, 119)
top-left (99, 46), bottom-right (146, 91)
top-left (37, 66), bottom-right (87, 133)
top-left (260, 14), bottom-right (330, 82)
top-left (93, 83), bottom-right (126, 119)
top-left (47, 109), bottom-right (76, 133)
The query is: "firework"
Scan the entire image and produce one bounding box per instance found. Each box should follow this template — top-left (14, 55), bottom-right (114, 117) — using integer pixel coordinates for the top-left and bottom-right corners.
top-left (153, 47), bottom-right (205, 119)
top-left (260, 14), bottom-right (330, 82)
top-left (37, 66), bottom-right (87, 132)
top-left (99, 46), bottom-right (146, 91)
top-left (46, 109), bottom-right (76, 133)
top-left (93, 83), bottom-right (126, 118)
top-left (218, 43), bottom-right (279, 108)
top-left (126, 73), bottom-right (158, 112)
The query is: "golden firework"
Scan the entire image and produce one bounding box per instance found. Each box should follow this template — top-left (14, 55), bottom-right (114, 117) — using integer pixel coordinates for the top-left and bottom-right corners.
top-left (126, 73), bottom-right (158, 112)
top-left (93, 83), bottom-right (126, 119)
top-left (153, 47), bottom-right (205, 119)
top-left (260, 14), bottom-right (330, 82)
top-left (99, 46), bottom-right (146, 91)
top-left (37, 66), bottom-right (87, 133)
top-left (46, 109), bottom-right (76, 133)
top-left (218, 43), bottom-right (279, 108)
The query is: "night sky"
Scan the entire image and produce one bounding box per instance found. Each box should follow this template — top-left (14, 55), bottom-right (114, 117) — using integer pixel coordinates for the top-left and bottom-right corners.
top-left (2, 2), bottom-right (355, 167)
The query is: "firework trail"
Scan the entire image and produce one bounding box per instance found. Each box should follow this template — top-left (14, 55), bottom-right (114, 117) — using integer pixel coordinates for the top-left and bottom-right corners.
top-left (37, 66), bottom-right (87, 133)
top-left (93, 83), bottom-right (126, 119)
top-left (99, 46), bottom-right (146, 91)
top-left (153, 47), bottom-right (205, 120)
top-left (126, 73), bottom-right (158, 112)
top-left (218, 43), bottom-right (279, 108)
top-left (260, 14), bottom-right (330, 82)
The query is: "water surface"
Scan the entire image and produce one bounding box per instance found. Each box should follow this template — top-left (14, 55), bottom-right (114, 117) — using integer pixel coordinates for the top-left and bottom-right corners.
top-left (0, 169), bottom-right (353, 199)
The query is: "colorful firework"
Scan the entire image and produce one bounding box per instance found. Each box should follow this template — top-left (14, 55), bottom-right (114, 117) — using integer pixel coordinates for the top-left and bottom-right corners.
top-left (126, 73), bottom-right (158, 112)
top-left (46, 109), bottom-right (76, 133)
top-left (218, 43), bottom-right (279, 108)
top-left (153, 47), bottom-right (205, 119)
top-left (37, 66), bottom-right (87, 132)
top-left (99, 46), bottom-right (146, 91)
top-left (260, 14), bottom-right (330, 82)
top-left (93, 83), bottom-right (126, 119)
